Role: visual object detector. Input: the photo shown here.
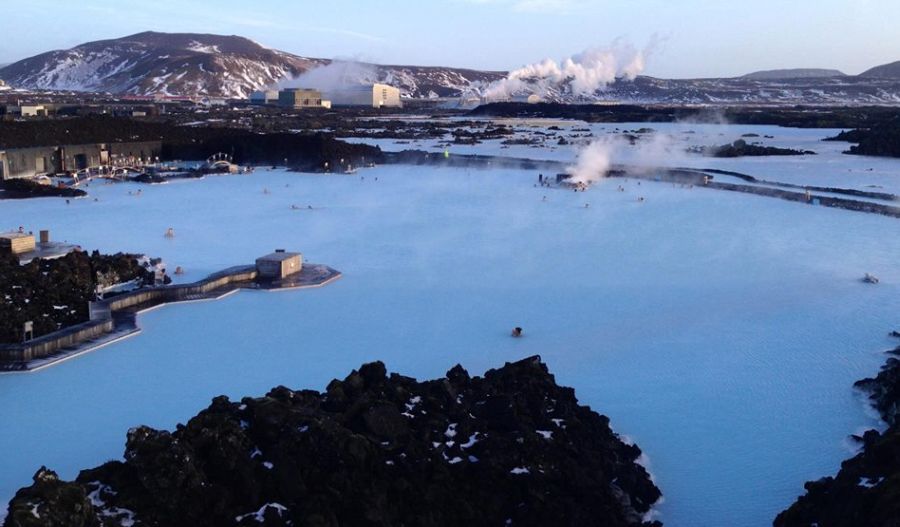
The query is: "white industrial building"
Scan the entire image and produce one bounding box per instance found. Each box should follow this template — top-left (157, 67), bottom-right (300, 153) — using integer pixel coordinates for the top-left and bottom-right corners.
top-left (327, 83), bottom-right (402, 108)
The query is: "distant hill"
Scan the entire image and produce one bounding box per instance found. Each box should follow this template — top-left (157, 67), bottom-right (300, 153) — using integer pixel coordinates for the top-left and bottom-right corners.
top-left (0, 32), bottom-right (323, 98)
top-left (3, 32), bottom-right (900, 104)
top-left (741, 68), bottom-right (846, 80)
top-left (859, 60), bottom-right (900, 79)
top-left (0, 32), bottom-right (504, 99)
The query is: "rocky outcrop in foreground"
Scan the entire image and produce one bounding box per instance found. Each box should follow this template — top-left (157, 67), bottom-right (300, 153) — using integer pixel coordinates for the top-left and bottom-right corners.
top-left (775, 343), bottom-right (900, 527)
top-left (4, 356), bottom-right (661, 526)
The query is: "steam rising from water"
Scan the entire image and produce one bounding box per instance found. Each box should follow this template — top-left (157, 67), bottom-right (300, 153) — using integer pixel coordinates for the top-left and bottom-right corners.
top-left (566, 138), bottom-right (615, 184)
top-left (483, 39), bottom-right (654, 101)
top-left (565, 127), bottom-right (688, 185)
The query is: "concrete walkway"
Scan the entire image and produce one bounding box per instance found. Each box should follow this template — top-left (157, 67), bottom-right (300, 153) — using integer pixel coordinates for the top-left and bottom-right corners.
top-left (0, 264), bottom-right (341, 373)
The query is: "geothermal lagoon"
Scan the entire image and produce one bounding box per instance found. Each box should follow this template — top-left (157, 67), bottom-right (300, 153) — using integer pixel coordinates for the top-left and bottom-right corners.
top-left (1, 122), bottom-right (899, 526)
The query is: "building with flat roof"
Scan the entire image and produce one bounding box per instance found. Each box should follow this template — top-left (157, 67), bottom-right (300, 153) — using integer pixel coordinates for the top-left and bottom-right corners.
top-left (256, 250), bottom-right (303, 279)
top-left (249, 90), bottom-right (279, 105)
top-left (278, 88), bottom-right (327, 109)
top-left (0, 141), bottom-right (162, 180)
top-left (20, 105), bottom-right (47, 117)
top-left (327, 83), bottom-right (402, 108)
top-left (0, 229), bottom-right (78, 264)
top-left (0, 232), bottom-right (36, 255)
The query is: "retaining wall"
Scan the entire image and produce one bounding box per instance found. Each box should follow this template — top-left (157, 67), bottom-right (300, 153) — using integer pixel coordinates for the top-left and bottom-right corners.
top-left (0, 318), bottom-right (114, 362)
top-left (1, 265), bottom-right (258, 363)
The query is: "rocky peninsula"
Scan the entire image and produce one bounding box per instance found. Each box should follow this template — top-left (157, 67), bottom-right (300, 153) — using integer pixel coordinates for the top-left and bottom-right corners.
top-left (3, 356), bottom-right (661, 527)
top-left (689, 139), bottom-right (815, 157)
top-left (825, 120), bottom-right (900, 158)
top-left (0, 179), bottom-right (86, 199)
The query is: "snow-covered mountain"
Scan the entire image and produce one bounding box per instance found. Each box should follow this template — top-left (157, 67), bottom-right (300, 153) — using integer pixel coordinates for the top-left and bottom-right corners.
top-left (0, 32), bottom-right (504, 99)
top-left (0, 32), bottom-right (327, 98)
top-left (369, 65), bottom-right (505, 99)
top-left (2, 32), bottom-right (900, 105)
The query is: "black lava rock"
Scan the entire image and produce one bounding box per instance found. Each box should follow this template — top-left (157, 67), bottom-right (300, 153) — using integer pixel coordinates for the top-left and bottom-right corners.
top-left (4, 356), bottom-right (661, 527)
top-left (0, 178), bottom-right (86, 199)
top-left (0, 250), bottom-right (153, 344)
top-left (690, 139), bottom-right (816, 157)
top-left (775, 346), bottom-right (900, 527)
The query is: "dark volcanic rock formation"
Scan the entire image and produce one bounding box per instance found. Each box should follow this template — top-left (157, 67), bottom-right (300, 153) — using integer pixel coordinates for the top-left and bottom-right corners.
top-left (775, 344), bottom-right (900, 527)
top-left (3, 356), bottom-right (661, 527)
top-left (469, 103), bottom-right (900, 129)
top-left (690, 139), bottom-right (816, 157)
top-left (0, 178), bottom-right (86, 199)
top-left (825, 118), bottom-right (900, 158)
top-left (0, 250), bottom-right (153, 344)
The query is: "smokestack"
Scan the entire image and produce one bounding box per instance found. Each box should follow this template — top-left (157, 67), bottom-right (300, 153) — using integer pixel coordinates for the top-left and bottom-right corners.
top-left (39, 230), bottom-right (49, 244)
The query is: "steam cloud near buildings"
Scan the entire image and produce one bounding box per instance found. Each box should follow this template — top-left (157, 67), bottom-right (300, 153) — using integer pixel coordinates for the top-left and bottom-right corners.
top-left (481, 39), bottom-right (654, 101)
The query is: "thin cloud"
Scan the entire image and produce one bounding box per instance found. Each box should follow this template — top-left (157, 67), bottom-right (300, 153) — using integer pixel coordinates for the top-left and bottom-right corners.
top-left (204, 14), bottom-right (386, 43)
top-left (306, 27), bottom-right (386, 43)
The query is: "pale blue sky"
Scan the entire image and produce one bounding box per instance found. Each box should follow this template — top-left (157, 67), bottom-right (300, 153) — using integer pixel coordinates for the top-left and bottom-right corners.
top-left (1, 0), bottom-right (898, 77)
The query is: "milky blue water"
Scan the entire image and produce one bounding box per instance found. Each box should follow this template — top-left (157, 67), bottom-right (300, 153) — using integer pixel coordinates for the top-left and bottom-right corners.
top-left (1, 124), bottom-right (899, 526)
top-left (344, 120), bottom-right (900, 194)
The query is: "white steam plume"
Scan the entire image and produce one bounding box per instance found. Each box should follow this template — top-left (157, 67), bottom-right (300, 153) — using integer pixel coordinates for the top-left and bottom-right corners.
top-left (565, 127), bottom-right (688, 185)
top-left (483, 38), bottom-right (656, 101)
top-left (275, 60), bottom-right (377, 91)
top-left (566, 138), bottom-right (617, 185)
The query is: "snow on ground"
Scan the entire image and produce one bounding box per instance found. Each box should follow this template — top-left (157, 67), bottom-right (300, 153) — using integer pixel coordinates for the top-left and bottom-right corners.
top-left (235, 502), bottom-right (287, 523)
top-left (186, 41), bottom-right (220, 54)
top-left (0, 125), bottom-right (899, 527)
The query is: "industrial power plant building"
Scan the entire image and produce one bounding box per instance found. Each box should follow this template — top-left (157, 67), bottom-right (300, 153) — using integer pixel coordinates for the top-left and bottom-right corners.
top-left (248, 85), bottom-right (400, 109)
top-left (277, 88), bottom-right (331, 109)
top-left (327, 83), bottom-right (402, 108)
